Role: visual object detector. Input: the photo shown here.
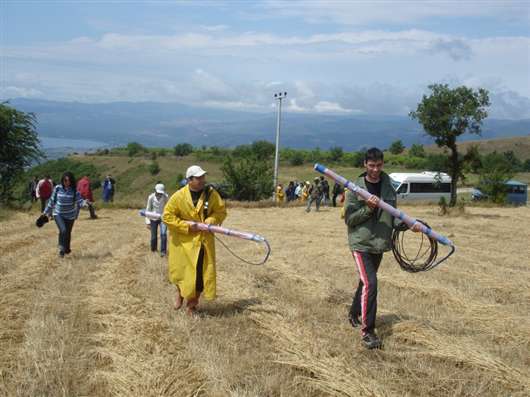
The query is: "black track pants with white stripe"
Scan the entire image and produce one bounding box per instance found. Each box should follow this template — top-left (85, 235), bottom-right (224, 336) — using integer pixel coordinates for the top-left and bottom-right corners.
top-left (350, 251), bottom-right (383, 336)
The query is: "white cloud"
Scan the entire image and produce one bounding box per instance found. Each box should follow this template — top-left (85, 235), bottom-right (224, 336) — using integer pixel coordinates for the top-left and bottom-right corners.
top-left (200, 24), bottom-right (229, 32)
top-left (0, 86), bottom-right (43, 98)
top-left (286, 98), bottom-right (308, 112)
top-left (314, 101), bottom-right (354, 114)
top-left (261, 0), bottom-right (530, 26)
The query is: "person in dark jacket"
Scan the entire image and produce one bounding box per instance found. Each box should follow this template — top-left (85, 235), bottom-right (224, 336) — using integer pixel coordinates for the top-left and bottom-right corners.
top-left (332, 182), bottom-right (344, 207)
top-left (305, 177), bottom-right (323, 212)
top-left (44, 171), bottom-right (85, 257)
top-left (344, 148), bottom-right (421, 349)
top-left (102, 175), bottom-right (115, 203)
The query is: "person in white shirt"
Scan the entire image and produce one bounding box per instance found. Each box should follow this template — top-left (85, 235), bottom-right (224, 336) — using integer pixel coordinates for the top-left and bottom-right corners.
top-left (145, 183), bottom-right (169, 257)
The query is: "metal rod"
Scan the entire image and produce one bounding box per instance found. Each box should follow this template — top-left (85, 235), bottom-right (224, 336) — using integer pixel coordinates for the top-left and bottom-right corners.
top-left (314, 163), bottom-right (455, 247)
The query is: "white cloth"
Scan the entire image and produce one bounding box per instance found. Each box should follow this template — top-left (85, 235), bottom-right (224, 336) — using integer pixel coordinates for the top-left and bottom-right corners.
top-left (145, 192), bottom-right (168, 224)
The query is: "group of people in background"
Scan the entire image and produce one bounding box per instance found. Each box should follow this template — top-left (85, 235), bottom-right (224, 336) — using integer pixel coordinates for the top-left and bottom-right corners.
top-left (35, 174), bottom-right (118, 257)
top-left (275, 176), bottom-right (345, 211)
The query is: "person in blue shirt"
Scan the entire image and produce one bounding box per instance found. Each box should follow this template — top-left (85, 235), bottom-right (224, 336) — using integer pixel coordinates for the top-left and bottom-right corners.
top-left (102, 174), bottom-right (115, 203)
top-left (44, 171), bottom-right (85, 257)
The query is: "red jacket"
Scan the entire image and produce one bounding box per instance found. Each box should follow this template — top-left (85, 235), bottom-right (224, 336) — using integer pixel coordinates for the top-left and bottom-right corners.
top-left (77, 177), bottom-right (93, 202)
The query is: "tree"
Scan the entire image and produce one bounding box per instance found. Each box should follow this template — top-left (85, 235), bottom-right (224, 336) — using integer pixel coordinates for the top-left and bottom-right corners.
top-left (250, 140), bottom-right (275, 160)
top-left (174, 143), bottom-right (193, 157)
top-left (409, 84), bottom-right (490, 206)
top-left (389, 140), bottom-right (405, 154)
top-left (329, 146), bottom-right (344, 162)
top-left (409, 143), bottom-right (426, 158)
top-left (222, 155), bottom-right (273, 201)
top-left (127, 142), bottom-right (146, 157)
top-left (478, 152), bottom-right (514, 204)
top-left (0, 103), bottom-right (43, 204)
top-left (289, 151), bottom-right (305, 166)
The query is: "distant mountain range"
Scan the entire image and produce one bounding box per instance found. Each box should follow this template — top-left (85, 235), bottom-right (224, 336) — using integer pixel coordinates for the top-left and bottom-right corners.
top-left (10, 98), bottom-right (530, 152)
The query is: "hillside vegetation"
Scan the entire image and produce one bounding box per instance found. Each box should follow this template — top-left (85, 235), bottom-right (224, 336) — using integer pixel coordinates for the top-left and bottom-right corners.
top-left (426, 135), bottom-right (530, 160)
top-left (1, 205), bottom-right (529, 396)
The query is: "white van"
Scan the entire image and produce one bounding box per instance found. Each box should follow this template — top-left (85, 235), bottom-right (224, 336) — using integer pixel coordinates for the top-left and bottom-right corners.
top-left (389, 172), bottom-right (452, 202)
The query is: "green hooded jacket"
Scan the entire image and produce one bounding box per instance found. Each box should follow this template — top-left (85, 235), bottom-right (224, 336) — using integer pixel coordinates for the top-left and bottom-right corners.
top-left (343, 171), bottom-right (401, 253)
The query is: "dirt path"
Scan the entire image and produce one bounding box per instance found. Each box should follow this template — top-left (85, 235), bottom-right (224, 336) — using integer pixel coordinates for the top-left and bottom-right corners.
top-left (1, 205), bottom-right (529, 396)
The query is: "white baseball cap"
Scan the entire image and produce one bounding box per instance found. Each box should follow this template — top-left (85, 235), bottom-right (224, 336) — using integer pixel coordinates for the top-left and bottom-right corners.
top-left (155, 183), bottom-right (165, 194)
top-left (186, 165), bottom-right (207, 179)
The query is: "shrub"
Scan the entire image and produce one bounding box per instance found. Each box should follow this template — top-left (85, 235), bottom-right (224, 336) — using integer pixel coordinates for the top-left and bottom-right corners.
top-left (148, 161), bottom-right (160, 175)
top-left (477, 152), bottom-right (514, 204)
top-left (222, 155), bottom-right (273, 201)
top-left (389, 140), bottom-right (405, 154)
top-left (409, 143), bottom-right (426, 158)
top-left (174, 143), bottom-right (193, 157)
top-left (289, 151), bottom-right (305, 166)
top-left (329, 146), bottom-right (344, 162)
top-left (127, 142), bottom-right (146, 157)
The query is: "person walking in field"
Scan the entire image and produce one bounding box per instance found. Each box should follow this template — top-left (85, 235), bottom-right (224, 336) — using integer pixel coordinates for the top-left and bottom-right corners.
top-left (44, 171), bottom-right (85, 258)
top-left (102, 174), bottom-right (115, 203)
top-left (162, 165), bottom-right (227, 315)
top-left (276, 184), bottom-right (285, 203)
top-left (36, 175), bottom-right (53, 212)
top-left (344, 148), bottom-right (421, 349)
top-left (77, 175), bottom-right (98, 219)
top-left (332, 182), bottom-right (344, 207)
top-left (28, 176), bottom-right (38, 202)
top-left (295, 182), bottom-right (304, 201)
top-left (305, 177), bottom-right (323, 212)
top-left (145, 183), bottom-right (169, 257)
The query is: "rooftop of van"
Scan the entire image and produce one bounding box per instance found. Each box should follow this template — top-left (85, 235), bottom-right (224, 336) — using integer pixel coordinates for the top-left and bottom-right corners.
top-left (389, 171), bottom-right (452, 183)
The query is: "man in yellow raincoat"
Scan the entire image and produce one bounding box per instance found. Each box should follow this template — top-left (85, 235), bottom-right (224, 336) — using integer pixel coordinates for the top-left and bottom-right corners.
top-left (162, 165), bottom-right (227, 314)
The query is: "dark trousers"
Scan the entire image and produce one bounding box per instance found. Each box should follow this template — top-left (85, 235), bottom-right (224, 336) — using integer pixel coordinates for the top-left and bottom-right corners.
top-left (196, 245), bottom-right (205, 294)
top-left (40, 197), bottom-right (48, 212)
top-left (332, 193), bottom-right (338, 207)
top-left (149, 220), bottom-right (167, 254)
top-left (350, 251), bottom-right (383, 336)
top-left (54, 215), bottom-right (75, 253)
top-left (87, 202), bottom-right (97, 219)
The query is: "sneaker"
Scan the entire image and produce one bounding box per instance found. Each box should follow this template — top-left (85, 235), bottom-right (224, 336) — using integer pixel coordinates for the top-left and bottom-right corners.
top-left (59, 250), bottom-right (65, 258)
top-left (65, 249), bottom-right (71, 255)
top-left (160, 252), bottom-right (166, 258)
top-left (348, 314), bottom-right (361, 328)
top-left (362, 333), bottom-right (382, 350)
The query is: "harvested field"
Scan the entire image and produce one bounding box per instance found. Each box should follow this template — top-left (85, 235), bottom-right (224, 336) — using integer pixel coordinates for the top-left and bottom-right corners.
top-left (1, 205), bottom-right (529, 396)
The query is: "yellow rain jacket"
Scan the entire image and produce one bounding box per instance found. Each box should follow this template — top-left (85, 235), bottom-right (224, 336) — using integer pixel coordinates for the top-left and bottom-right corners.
top-left (276, 186), bottom-right (285, 203)
top-left (162, 185), bottom-right (227, 300)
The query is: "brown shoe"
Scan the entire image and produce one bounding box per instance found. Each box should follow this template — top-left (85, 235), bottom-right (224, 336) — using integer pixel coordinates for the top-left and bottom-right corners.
top-left (186, 296), bottom-right (199, 315)
top-left (174, 288), bottom-right (183, 310)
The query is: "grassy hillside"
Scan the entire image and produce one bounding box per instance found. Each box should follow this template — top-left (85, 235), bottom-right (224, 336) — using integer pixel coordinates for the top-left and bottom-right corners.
top-left (70, 153), bottom-right (426, 207)
top-left (1, 205), bottom-right (529, 396)
top-left (425, 135), bottom-right (530, 159)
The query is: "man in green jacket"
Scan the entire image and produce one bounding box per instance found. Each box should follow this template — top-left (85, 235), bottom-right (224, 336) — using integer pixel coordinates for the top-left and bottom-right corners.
top-left (344, 147), bottom-right (420, 349)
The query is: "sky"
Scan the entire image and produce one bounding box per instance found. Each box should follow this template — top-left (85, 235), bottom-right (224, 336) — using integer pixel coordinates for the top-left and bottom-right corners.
top-left (1, 0), bottom-right (529, 118)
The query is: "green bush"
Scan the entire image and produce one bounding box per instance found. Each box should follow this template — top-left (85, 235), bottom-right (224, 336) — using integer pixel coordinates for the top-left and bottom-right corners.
top-left (329, 146), bottom-right (343, 162)
top-left (409, 144), bottom-right (426, 158)
top-left (477, 152), bottom-right (514, 204)
top-left (174, 143), bottom-right (193, 157)
top-left (148, 161), bottom-right (160, 175)
top-left (389, 140), bottom-right (405, 154)
top-left (29, 158), bottom-right (100, 185)
top-left (127, 142), bottom-right (146, 157)
top-left (221, 155), bottom-right (273, 201)
top-left (289, 151), bottom-right (305, 166)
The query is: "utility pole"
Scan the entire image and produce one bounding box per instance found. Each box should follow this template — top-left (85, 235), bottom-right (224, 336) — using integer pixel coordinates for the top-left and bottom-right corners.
top-left (273, 91), bottom-right (287, 201)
